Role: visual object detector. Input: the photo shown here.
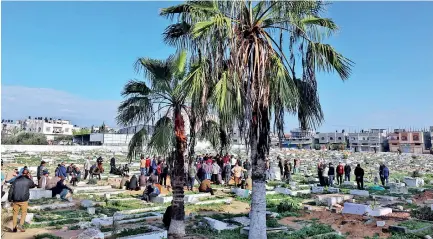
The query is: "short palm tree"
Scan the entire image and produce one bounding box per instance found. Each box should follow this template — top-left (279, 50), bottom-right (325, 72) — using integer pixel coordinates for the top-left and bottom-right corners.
top-left (162, 1), bottom-right (353, 238)
top-left (117, 51), bottom-right (192, 237)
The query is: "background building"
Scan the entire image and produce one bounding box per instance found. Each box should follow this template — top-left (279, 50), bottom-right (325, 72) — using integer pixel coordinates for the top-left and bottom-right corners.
top-left (348, 130), bottom-right (385, 152)
top-left (318, 131), bottom-right (346, 150)
top-left (1, 119), bottom-right (22, 136)
top-left (284, 128), bottom-right (314, 149)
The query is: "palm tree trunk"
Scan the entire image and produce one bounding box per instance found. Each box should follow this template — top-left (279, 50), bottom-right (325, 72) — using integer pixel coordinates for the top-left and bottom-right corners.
top-left (249, 105), bottom-right (269, 239)
top-left (168, 105), bottom-right (186, 238)
top-left (188, 104), bottom-right (197, 166)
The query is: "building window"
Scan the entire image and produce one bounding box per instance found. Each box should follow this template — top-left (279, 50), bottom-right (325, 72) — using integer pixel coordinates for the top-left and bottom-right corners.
top-left (330, 137), bottom-right (334, 140)
top-left (363, 137), bottom-right (366, 140)
top-left (401, 136), bottom-right (408, 141)
top-left (413, 135), bottom-right (419, 141)
top-left (46, 127), bottom-right (51, 132)
top-left (338, 137), bottom-right (342, 140)
top-left (321, 137), bottom-right (325, 140)
top-left (352, 137), bottom-right (356, 140)
top-left (38, 127), bottom-right (42, 132)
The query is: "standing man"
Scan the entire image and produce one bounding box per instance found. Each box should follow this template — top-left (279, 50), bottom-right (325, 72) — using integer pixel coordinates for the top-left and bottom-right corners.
top-left (188, 163), bottom-right (197, 191)
top-left (140, 155), bottom-right (146, 176)
top-left (243, 158), bottom-right (252, 179)
top-left (344, 163), bottom-right (351, 182)
top-left (84, 157), bottom-right (91, 180)
top-left (354, 164), bottom-right (365, 190)
top-left (223, 162), bottom-right (232, 186)
top-left (231, 163), bottom-right (247, 187)
top-left (317, 160), bottom-right (324, 186)
top-left (36, 161), bottom-right (46, 182)
top-left (110, 153), bottom-right (116, 174)
top-left (328, 163), bottom-right (335, 187)
top-left (230, 155), bottom-right (237, 169)
top-left (9, 169), bottom-right (35, 232)
top-left (145, 156), bottom-right (152, 176)
top-left (336, 162), bottom-right (344, 185)
top-left (278, 156), bottom-right (284, 177)
top-left (381, 164), bottom-right (390, 186)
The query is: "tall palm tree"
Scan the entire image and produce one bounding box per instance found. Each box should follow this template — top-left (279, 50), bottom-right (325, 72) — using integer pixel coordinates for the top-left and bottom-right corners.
top-left (117, 51), bottom-right (193, 238)
top-left (162, 1), bottom-right (354, 238)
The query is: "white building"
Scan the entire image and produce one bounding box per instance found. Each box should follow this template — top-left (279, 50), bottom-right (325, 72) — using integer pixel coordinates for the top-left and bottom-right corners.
top-left (348, 129), bottom-right (385, 152)
top-left (21, 117), bottom-right (74, 140)
top-left (1, 119), bottom-right (22, 135)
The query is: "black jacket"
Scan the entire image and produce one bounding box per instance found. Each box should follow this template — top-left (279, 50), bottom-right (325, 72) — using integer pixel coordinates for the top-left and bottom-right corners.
top-left (344, 165), bottom-right (351, 174)
top-left (51, 180), bottom-right (73, 197)
top-left (354, 167), bottom-right (364, 178)
top-left (128, 176), bottom-right (139, 190)
top-left (328, 166), bottom-right (335, 176)
top-left (10, 175), bottom-right (36, 202)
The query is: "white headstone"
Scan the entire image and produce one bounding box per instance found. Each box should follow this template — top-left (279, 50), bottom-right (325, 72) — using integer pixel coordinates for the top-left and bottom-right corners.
top-left (342, 202), bottom-right (372, 215)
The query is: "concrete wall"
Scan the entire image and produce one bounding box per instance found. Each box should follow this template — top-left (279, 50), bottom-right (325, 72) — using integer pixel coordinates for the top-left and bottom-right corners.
top-left (1, 141), bottom-right (213, 153)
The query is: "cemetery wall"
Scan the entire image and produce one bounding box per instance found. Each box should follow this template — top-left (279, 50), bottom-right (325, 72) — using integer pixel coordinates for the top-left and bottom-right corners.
top-left (1, 140), bottom-right (213, 153)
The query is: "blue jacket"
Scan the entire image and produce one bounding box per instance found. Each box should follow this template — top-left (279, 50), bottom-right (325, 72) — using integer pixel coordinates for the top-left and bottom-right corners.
top-left (151, 160), bottom-right (157, 170)
top-left (56, 166), bottom-right (67, 178)
top-left (383, 167), bottom-right (389, 178)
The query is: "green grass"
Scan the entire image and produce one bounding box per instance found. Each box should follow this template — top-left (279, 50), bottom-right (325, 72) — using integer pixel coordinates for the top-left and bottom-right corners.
top-left (266, 218), bottom-right (281, 228)
top-left (186, 203), bottom-right (225, 213)
top-left (34, 233), bottom-right (62, 239)
top-left (116, 227), bottom-right (153, 237)
top-left (209, 213), bottom-right (248, 221)
top-left (267, 223), bottom-right (337, 239)
top-left (398, 220), bottom-right (432, 230)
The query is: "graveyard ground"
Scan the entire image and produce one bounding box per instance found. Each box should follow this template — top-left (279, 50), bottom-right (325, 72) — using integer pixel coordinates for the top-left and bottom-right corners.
top-left (1, 149), bottom-right (433, 239)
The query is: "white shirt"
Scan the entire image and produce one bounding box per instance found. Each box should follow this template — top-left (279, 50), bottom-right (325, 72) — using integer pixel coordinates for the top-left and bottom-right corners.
top-left (231, 157), bottom-right (237, 165)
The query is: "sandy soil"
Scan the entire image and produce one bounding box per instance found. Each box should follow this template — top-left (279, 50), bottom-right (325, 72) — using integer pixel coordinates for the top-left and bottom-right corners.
top-left (278, 210), bottom-right (403, 239)
top-left (413, 190), bottom-right (433, 204)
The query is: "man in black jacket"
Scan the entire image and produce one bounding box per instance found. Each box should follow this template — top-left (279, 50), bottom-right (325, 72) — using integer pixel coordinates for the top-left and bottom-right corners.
top-left (354, 164), bottom-right (364, 190)
top-left (110, 155), bottom-right (116, 174)
top-left (9, 169), bottom-right (35, 232)
top-left (51, 177), bottom-right (73, 200)
top-left (344, 164), bottom-right (352, 182)
top-left (36, 161), bottom-right (46, 182)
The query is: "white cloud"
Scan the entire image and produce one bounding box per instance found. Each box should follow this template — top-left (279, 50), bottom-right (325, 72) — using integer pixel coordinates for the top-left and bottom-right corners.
top-left (1, 85), bottom-right (119, 127)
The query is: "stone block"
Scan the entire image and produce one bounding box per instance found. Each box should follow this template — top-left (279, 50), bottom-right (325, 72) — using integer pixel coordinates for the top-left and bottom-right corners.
top-left (88, 207), bottom-right (96, 215)
top-left (151, 196), bottom-right (173, 204)
top-left (231, 216), bottom-right (250, 226)
top-left (312, 186), bottom-right (324, 193)
top-left (275, 187), bottom-right (291, 195)
top-left (204, 217), bottom-right (239, 232)
top-left (233, 188), bottom-right (251, 198)
top-left (327, 187), bottom-right (340, 193)
top-left (404, 177), bottom-right (424, 187)
top-left (369, 208), bottom-right (392, 217)
top-left (29, 189), bottom-right (52, 200)
top-left (342, 202), bottom-right (372, 215)
top-left (81, 200), bottom-right (96, 208)
top-left (350, 190), bottom-right (370, 197)
top-left (184, 193), bottom-right (211, 203)
top-left (376, 221), bottom-right (386, 227)
top-left (291, 189), bottom-right (311, 196)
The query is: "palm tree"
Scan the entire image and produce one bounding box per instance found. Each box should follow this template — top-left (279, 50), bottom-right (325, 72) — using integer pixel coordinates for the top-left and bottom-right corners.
top-left (117, 51), bottom-right (194, 237)
top-left (162, 1), bottom-right (353, 238)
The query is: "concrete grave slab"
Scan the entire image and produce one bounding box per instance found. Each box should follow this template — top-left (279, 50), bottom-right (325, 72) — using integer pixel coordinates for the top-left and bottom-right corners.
top-left (342, 202), bottom-right (372, 215)
top-left (369, 208), bottom-right (392, 217)
top-left (29, 189), bottom-right (52, 200)
top-left (204, 217), bottom-right (239, 232)
top-left (350, 190), bottom-right (370, 197)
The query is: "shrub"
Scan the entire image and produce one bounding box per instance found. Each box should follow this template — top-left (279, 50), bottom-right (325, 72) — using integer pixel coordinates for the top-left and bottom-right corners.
top-left (34, 234), bottom-right (62, 239)
top-left (410, 206), bottom-right (433, 221)
top-left (2, 132), bottom-right (48, 145)
top-left (277, 199), bottom-right (301, 213)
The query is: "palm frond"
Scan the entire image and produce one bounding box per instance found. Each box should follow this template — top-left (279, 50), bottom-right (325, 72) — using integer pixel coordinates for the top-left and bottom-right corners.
top-left (308, 42), bottom-right (354, 80)
top-left (147, 116), bottom-right (175, 156)
top-left (126, 127), bottom-right (148, 160)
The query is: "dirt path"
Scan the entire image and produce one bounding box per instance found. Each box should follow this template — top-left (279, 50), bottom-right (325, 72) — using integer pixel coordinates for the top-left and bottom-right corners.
top-left (278, 210), bottom-right (402, 239)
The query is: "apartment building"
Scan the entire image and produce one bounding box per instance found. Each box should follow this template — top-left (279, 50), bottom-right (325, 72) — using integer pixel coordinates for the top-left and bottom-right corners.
top-left (285, 128), bottom-right (314, 149)
top-left (318, 132), bottom-right (346, 150)
top-left (388, 129), bottom-right (425, 154)
top-left (348, 130), bottom-right (385, 152)
top-left (6, 117), bottom-right (75, 141)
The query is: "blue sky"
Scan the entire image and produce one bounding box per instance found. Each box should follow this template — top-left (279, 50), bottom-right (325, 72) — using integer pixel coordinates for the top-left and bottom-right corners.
top-left (2, 1), bottom-right (432, 132)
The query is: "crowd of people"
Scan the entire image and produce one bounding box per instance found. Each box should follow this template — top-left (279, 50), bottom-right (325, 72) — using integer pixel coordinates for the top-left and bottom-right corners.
top-left (1, 152), bottom-right (393, 233)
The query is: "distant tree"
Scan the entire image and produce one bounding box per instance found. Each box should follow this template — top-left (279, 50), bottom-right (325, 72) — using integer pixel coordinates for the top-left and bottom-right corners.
top-left (2, 132), bottom-right (48, 145)
top-left (72, 128), bottom-right (91, 135)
